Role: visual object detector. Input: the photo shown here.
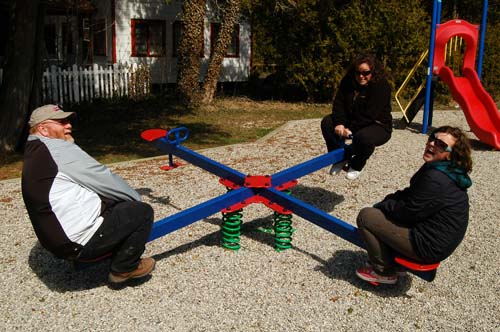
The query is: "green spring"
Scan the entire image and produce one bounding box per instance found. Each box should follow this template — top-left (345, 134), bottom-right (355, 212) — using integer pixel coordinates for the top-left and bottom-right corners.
top-left (273, 189), bottom-right (295, 251)
top-left (221, 210), bottom-right (243, 251)
top-left (273, 212), bottom-right (294, 251)
top-left (221, 186), bottom-right (243, 251)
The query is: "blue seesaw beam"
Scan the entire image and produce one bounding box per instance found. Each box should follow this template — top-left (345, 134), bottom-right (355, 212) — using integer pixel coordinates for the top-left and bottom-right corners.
top-left (153, 133), bottom-right (247, 187)
top-left (145, 127), bottom-right (436, 282)
top-left (148, 146), bottom-right (348, 242)
top-left (261, 188), bottom-right (365, 248)
top-left (149, 187), bottom-right (255, 242)
top-left (148, 127), bottom-right (348, 242)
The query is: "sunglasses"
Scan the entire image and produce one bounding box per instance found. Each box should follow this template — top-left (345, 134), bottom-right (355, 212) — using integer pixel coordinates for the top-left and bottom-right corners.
top-left (428, 133), bottom-right (452, 152)
top-left (355, 70), bottom-right (372, 77)
top-left (42, 118), bottom-right (71, 126)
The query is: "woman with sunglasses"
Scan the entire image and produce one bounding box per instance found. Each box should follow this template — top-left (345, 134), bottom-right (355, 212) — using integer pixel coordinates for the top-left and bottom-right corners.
top-left (321, 53), bottom-right (392, 180)
top-left (355, 126), bottom-right (473, 284)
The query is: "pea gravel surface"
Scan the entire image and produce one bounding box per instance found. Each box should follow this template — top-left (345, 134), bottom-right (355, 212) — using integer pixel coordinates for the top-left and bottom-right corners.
top-left (0, 110), bottom-right (498, 331)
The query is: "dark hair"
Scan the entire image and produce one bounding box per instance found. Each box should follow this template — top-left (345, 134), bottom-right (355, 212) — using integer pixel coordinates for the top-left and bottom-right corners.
top-left (432, 126), bottom-right (473, 173)
top-left (348, 53), bottom-right (388, 83)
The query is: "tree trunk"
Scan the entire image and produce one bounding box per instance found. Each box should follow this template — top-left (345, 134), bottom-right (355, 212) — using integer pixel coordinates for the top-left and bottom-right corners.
top-left (176, 0), bottom-right (206, 109)
top-left (200, 0), bottom-right (241, 104)
top-left (0, 0), bottom-right (43, 152)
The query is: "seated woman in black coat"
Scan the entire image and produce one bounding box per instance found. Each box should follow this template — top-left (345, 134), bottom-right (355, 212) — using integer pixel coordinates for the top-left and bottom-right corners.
top-left (356, 126), bottom-right (473, 284)
top-left (321, 53), bottom-right (393, 180)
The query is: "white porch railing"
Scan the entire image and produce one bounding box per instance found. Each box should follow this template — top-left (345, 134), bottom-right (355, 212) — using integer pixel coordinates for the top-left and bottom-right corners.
top-left (41, 63), bottom-right (150, 104)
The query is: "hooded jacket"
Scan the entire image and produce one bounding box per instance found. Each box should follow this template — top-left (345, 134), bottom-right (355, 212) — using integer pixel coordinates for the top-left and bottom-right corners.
top-left (377, 161), bottom-right (471, 263)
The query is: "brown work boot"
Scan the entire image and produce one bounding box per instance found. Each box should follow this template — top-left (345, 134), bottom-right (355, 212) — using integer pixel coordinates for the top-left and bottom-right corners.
top-left (108, 257), bottom-right (156, 284)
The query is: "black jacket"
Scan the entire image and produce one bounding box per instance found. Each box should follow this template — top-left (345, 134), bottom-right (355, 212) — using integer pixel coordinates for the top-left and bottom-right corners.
top-left (331, 74), bottom-right (392, 133)
top-left (377, 163), bottom-right (470, 263)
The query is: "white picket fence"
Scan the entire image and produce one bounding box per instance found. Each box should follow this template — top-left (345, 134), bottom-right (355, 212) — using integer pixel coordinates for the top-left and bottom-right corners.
top-left (40, 63), bottom-right (150, 104)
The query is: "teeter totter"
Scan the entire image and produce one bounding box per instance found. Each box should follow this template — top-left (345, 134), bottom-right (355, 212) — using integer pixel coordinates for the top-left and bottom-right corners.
top-left (138, 126), bottom-right (440, 284)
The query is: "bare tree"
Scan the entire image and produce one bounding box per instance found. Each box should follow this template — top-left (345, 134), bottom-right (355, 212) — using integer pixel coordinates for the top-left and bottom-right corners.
top-left (0, 0), bottom-right (44, 152)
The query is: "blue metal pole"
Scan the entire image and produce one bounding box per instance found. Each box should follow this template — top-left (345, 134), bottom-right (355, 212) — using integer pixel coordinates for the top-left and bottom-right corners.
top-left (149, 187), bottom-right (256, 241)
top-left (271, 149), bottom-right (345, 187)
top-left (155, 139), bottom-right (247, 186)
top-left (477, 0), bottom-right (489, 79)
top-left (423, 0), bottom-right (440, 134)
top-left (262, 188), bottom-right (365, 248)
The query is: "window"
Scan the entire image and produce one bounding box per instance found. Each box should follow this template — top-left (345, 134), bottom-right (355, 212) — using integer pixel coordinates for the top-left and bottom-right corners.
top-left (210, 23), bottom-right (239, 57)
top-left (93, 19), bottom-right (106, 56)
top-left (172, 20), bottom-right (204, 58)
top-left (131, 19), bottom-right (165, 57)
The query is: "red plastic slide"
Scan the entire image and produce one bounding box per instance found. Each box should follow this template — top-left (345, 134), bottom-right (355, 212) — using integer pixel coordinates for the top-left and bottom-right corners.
top-left (438, 66), bottom-right (500, 150)
top-left (433, 20), bottom-right (500, 150)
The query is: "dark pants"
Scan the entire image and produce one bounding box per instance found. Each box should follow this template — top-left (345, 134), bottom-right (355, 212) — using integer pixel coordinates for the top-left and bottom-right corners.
top-left (78, 201), bottom-right (154, 273)
top-left (356, 207), bottom-right (420, 275)
top-left (321, 115), bottom-right (391, 171)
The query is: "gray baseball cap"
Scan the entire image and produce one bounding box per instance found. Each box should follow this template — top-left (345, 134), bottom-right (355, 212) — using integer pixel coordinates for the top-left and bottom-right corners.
top-left (28, 104), bottom-right (74, 127)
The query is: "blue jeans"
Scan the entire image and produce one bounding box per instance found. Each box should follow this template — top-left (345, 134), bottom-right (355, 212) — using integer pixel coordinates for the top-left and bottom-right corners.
top-left (78, 201), bottom-right (154, 273)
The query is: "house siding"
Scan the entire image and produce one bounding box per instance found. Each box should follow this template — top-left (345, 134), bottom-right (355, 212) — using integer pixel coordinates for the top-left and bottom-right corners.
top-left (111, 0), bottom-right (250, 84)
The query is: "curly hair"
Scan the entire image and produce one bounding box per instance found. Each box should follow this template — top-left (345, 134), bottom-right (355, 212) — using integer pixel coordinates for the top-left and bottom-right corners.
top-left (432, 126), bottom-right (473, 173)
top-left (348, 53), bottom-right (389, 84)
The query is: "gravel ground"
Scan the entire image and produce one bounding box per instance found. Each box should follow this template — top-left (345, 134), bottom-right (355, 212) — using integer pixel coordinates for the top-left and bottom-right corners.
top-left (1, 110), bottom-right (498, 331)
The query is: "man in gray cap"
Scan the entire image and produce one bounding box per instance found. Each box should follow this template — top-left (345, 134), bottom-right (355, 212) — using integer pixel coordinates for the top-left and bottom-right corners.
top-left (22, 104), bottom-right (156, 285)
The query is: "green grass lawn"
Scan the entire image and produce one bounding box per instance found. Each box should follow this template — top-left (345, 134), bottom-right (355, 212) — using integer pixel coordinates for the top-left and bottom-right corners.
top-left (0, 97), bottom-right (331, 180)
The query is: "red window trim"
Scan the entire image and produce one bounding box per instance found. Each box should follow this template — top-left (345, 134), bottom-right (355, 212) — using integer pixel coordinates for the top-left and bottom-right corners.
top-left (131, 19), bottom-right (166, 57)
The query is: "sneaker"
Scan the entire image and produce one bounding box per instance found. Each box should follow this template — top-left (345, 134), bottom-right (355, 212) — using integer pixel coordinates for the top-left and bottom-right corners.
top-left (355, 265), bottom-right (397, 285)
top-left (346, 167), bottom-right (361, 180)
top-left (109, 257), bottom-right (156, 284)
top-left (396, 269), bottom-right (408, 277)
top-left (329, 161), bottom-right (348, 175)
top-left (366, 262), bottom-right (406, 277)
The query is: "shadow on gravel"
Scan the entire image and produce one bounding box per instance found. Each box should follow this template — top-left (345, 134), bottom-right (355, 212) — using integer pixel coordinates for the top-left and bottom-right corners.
top-left (28, 243), bottom-right (108, 292)
top-left (313, 249), bottom-right (413, 296)
top-left (468, 138), bottom-right (498, 151)
top-left (152, 225), bottom-right (222, 262)
top-left (224, 185), bottom-right (345, 250)
top-left (289, 185), bottom-right (344, 212)
top-left (29, 243), bottom-right (152, 292)
top-left (27, 184), bottom-right (348, 291)
top-left (153, 184), bottom-right (345, 255)
top-left (137, 187), bottom-right (183, 211)
top-left (393, 119), bottom-right (496, 151)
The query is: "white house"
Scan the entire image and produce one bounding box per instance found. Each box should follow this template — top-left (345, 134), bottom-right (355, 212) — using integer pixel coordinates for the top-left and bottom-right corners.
top-left (0, 1), bottom-right (251, 85)
top-left (45, 0), bottom-right (252, 84)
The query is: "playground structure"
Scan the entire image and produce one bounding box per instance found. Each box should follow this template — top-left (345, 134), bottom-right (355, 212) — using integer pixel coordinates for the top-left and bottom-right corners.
top-left (395, 0), bottom-right (500, 149)
top-left (141, 127), bottom-right (440, 284)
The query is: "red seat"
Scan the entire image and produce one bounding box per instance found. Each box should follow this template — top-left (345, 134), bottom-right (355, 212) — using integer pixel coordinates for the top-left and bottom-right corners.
top-left (395, 256), bottom-right (440, 272)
